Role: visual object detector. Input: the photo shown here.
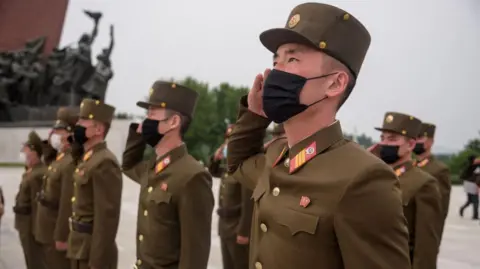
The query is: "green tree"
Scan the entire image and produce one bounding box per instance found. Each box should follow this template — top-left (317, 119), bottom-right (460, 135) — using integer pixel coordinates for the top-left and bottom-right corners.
top-left (356, 133), bottom-right (374, 148)
top-left (447, 135), bottom-right (480, 176)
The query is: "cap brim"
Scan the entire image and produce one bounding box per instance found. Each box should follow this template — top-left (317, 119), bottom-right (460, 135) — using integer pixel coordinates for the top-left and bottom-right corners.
top-left (374, 127), bottom-right (415, 139)
top-left (260, 28), bottom-right (317, 53)
top-left (136, 101), bottom-right (163, 109)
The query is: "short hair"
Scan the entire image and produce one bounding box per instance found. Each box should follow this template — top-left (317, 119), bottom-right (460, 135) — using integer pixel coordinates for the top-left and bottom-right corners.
top-left (322, 55), bottom-right (356, 110)
top-left (165, 109), bottom-right (191, 137)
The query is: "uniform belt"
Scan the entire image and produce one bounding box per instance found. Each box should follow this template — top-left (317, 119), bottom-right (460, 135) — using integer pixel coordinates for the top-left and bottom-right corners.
top-left (13, 205), bottom-right (32, 215)
top-left (69, 218), bottom-right (93, 234)
top-left (216, 206), bottom-right (241, 218)
top-left (37, 192), bottom-right (59, 210)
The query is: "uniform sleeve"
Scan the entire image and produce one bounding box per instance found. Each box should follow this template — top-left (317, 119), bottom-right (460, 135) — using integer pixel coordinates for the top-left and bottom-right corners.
top-left (89, 159), bottom-right (123, 269)
top-left (436, 167), bottom-right (451, 220)
top-left (178, 172), bottom-right (214, 269)
top-left (122, 123), bottom-right (149, 184)
top-left (227, 96), bottom-right (270, 190)
top-left (237, 185), bottom-right (253, 237)
top-left (53, 161), bottom-right (76, 242)
top-left (207, 155), bottom-right (224, 178)
top-left (412, 179), bottom-right (441, 269)
top-left (334, 163), bottom-right (411, 269)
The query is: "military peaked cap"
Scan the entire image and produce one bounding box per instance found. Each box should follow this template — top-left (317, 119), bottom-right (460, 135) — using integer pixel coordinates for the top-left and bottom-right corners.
top-left (24, 131), bottom-right (43, 156)
top-left (53, 107), bottom-right (79, 131)
top-left (375, 112), bottom-right (422, 139)
top-left (260, 2), bottom-right (371, 77)
top-left (418, 122), bottom-right (436, 138)
top-left (79, 99), bottom-right (116, 125)
top-left (136, 80), bottom-right (199, 119)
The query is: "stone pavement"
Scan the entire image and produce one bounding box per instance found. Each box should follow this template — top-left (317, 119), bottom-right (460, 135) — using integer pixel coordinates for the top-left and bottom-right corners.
top-left (0, 167), bottom-right (478, 269)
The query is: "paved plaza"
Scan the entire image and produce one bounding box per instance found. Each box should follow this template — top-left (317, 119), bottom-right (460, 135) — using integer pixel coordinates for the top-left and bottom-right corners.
top-left (0, 167), bottom-right (479, 269)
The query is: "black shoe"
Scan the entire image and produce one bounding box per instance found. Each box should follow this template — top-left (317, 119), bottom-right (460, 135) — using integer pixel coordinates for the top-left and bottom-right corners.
top-left (459, 208), bottom-right (464, 217)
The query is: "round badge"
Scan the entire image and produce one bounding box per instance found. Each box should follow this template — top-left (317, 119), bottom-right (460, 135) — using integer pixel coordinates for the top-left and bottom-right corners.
top-left (306, 147), bottom-right (314, 155)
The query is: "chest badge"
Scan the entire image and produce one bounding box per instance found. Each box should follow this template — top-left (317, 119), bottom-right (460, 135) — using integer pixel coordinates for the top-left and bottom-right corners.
top-left (300, 196), bottom-right (311, 208)
top-left (395, 166), bottom-right (406, 177)
top-left (56, 153), bottom-right (65, 161)
top-left (160, 183), bottom-right (168, 191)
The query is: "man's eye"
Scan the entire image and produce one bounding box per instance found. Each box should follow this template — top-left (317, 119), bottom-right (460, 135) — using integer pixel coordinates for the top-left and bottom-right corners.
top-left (288, 58), bottom-right (298, 62)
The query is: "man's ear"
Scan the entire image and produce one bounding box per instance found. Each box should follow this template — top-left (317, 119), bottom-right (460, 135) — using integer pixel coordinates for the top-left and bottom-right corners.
top-left (170, 114), bottom-right (181, 130)
top-left (407, 138), bottom-right (417, 151)
top-left (325, 71), bottom-right (348, 98)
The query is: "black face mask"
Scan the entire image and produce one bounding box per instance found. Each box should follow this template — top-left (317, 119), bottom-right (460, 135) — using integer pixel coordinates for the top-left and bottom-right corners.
top-left (141, 118), bottom-right (169, 147)
top-left (262, 69), bottom-right (334, 123)
top-left (379, 145), bottom-right (400, 164)
top-left (73, 125), bottom-right (88, 145)
top-left (413, 143), bottom-right (426, 155)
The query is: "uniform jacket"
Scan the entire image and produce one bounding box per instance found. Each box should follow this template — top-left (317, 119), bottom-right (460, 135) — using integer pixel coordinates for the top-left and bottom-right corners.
top-left (35, 150), bottom-right (76, 244)
top-left (416, 156), bottom-right (451, 242)
top-left (122, 124), bottom-right (214, 269)
top-left (396, 161), bottom-right (442, 269)
top-left (67, 142), bottom-right (123, 269)
top-left (226, 97), bottom-right (411, 269)
top-left (14, 163), bottom-right (46, 236)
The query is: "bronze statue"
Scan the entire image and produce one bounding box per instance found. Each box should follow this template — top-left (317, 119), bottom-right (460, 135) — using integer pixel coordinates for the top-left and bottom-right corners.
top-left (0, 9), bottom-right (115, 124)
top-left (82, 24), bottom-right (115, 101)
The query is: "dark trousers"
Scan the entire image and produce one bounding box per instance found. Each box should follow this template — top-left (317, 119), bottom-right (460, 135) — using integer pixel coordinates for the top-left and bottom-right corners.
top-left (460, 193), bottom-right (479, 219)
top-left (220, 237), bottom-right (249, 269)
top-left (43, 243), bottom-right (71, 269)
top-left (18, 231), bottom-right (47, 269)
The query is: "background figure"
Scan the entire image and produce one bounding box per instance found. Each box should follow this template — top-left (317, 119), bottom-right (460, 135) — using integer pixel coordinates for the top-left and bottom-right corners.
top-left (459, 155), bottom-right (479, 219)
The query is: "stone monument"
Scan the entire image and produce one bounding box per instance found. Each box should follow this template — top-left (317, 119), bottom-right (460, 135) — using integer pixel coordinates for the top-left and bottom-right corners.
top-left (0, 9), bottom-right (115, 127)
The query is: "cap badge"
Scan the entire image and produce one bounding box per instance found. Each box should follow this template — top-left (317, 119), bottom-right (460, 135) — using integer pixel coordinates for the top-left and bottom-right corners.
top-left (149, 88), bottom-right (154, 96)
top-left (385, 114), bottom-right (394, 123)
top-left (288, 14), bottom-right (300, 28)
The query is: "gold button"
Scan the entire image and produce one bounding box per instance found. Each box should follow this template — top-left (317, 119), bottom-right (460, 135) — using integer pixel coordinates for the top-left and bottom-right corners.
top-left (319, 41), bottom-right (327, 49)
top-left (144, 210), bottom-right (148, 217)
top-left (71, 197), bottom-right (76, 202)
top-left (48, 166), bottom-right (52, 170)
top-left (401, 130), bottom-right (407, 135)
top-left (161, 102), bottom-right (166, 107)
top-left (136, 259), bottom-right (142, 265)
top-left (43, 175), bottom-right (46, 179)
top-left (72, 212), bottom-right (76, 217)
top-left (284, 158), bottom-right (290, 167)
top-left (343, 13), bottom-right (350, 20)
top-left (255, 262), bottom-right (262, 269)
top-left (260, 223), bottom-right (268, 232)
top-left (272, 187), bottom-right (280, 196)
top-left (148, 186), bottom-right (153, 193)
top-left (74, 182), bottom-right (77, 187)
top-left (75, 168), bottom-right (79, 173)
top-left (138, 234), bottom-right (143, 241)
top-left (88, 114), bottom-right (94, 119)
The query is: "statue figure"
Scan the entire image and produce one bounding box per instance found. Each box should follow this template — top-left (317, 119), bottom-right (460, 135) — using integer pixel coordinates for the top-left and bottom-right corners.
top-left (82, 24), bottom-right (115, 101)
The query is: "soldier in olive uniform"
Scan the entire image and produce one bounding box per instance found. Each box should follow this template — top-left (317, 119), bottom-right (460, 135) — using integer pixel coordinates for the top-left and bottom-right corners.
top-left (36, 107), bottom-right (79, 269)
top-left (226, 3), bottom-right (410, 269)
top-left (209, 125), bottom-right (253, 269)
top-left (14, 131), bottom-right (47, 269)
top-left (122, 80), bottom-right (214, 269)
top-left (414, 122), bottom-right (451, 245)
top-left (67, 99), bottom-right (123, 269)
top-left (372, 112), bottom-right (442, 269)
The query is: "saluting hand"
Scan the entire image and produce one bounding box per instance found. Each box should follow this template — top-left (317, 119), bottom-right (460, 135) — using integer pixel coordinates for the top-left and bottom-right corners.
top-left (214, 145), bottom-right (225, 161)
top-left (247, 68), bottom-right (270, 117)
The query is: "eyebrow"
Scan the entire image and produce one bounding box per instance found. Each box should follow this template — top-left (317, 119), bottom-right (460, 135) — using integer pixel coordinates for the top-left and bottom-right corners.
top-left (273, 48), bottom-right (300, 60)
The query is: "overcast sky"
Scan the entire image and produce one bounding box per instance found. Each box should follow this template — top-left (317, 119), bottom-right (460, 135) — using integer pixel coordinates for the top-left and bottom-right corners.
top-left (61, 0), bottom-right (480, 153)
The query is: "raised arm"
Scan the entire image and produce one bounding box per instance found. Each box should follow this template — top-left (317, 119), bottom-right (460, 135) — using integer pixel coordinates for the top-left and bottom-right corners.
top-left (121, 123), bottom-right (150, 184)
top-left (227, 96), bottom-right (270, 190)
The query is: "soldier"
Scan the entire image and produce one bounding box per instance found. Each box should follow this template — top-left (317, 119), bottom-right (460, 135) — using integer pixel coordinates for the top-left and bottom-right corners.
top-left (414, 122), bottom-right (451, 245)
top-left (208, 125), bottom-right (253, 269)
top-left (35, 107), bottom-right (79, 269)
top-left (122, 80), bottom-right (214, 269)
top-left (14, 131), bottom-right (47, 269)
top-left (371, 112), bottom-right (442, 269)
top-left (226, 3), bottom-right (410, 269)
top-left (67, 99), bottom-right (122, 269)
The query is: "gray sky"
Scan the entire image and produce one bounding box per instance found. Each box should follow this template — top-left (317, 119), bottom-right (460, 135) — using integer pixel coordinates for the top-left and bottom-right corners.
top-left (61, 0), bottom-right (480, 153)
